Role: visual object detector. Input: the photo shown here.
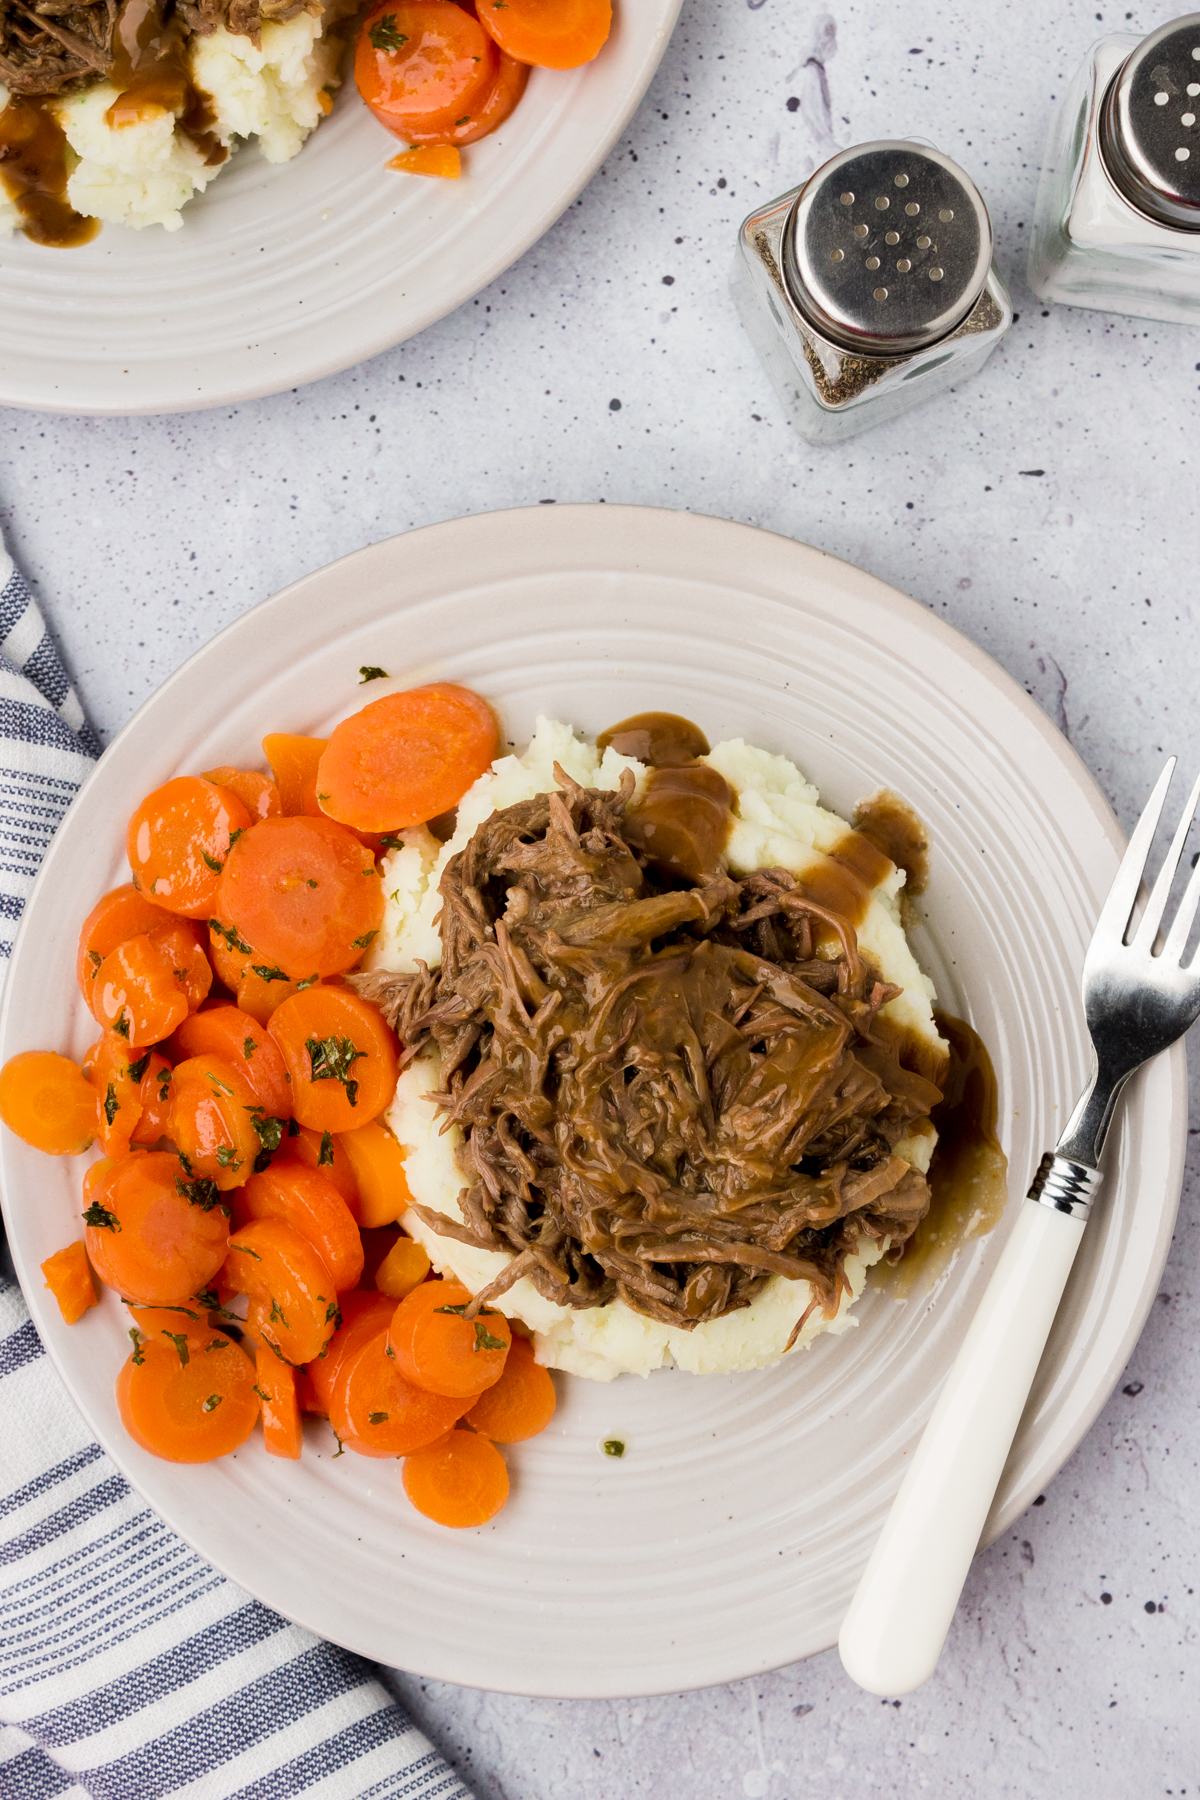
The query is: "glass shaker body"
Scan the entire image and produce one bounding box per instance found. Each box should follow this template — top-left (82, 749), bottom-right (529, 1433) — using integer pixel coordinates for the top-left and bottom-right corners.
top-left (1028, 28), bottom-right (1200, 324)
top-left (731, 143), bottom-right (1012, 448)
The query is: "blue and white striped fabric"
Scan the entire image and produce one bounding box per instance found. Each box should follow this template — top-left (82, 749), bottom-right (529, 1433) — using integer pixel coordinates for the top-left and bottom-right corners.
top-left (0, 547), bottom-right (472, 1800)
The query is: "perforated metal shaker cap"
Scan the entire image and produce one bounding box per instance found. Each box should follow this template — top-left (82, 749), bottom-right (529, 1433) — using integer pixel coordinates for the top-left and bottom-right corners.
top-left (1099, 13), bottom-right (1200, 230)
top-left (781, 141), bottom-right (994, 357)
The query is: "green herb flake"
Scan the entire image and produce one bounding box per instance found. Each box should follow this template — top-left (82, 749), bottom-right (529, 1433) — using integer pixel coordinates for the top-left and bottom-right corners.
top-left (83, 1200), bottom-right (121, 1232)
top-left (472, 1320), bottom-right (506, 1352)
top-left (102, 1083), bottom-right (119, 1127)
top-left (305, 1035), bottom-right (365, 1107)
top-left (252, 1384), bottom-right (270, 1402)
top-left (324, 1299), bottom-right (341, 1327)
top-left (228, 828), bottom-right (246, 849)
top-left (201, 851), bottom-right (224, 875)
top-left (251, 964), bottom-right (289, 983)
top-left (248, 1110), bottom-right (285, 1154)
top-left (164, 1331), bottom-right (190, 1367)
top-left (215, 1145), bottom-right (241, 1171)
top-left (296, 975), bottom-right (319, 991)
top-left (112, 1013), bottom-right (130, 1040)
top-left (158, 1074), bottom-right (172, 1103)
top-left (359, 664), bottom-right (390, 682)
top-left (206, 1071), bottom-right (234, 1096)
top-left (176, 1173), bottom-right (224, 1211)
top-left (368, 1410), bottom-right (389, 1425)
top-left (379, 834), bottom-right (405, 852)
top-left (193, 1286), bottom-right (219, 1310)
top-left (88, 949), bottom-right (102, 970)
top-left (202, 1393), bottom-right (223, 1412)
top-left (128, 1328), bottom-right (145, 1365)
top-left (454, 115), bottom-right (470, 125)
top-left (269, 1296), bottom-right (289, 1329)
top-left (318, 1130), bottom-right (334, 1167)
top-left (243, 1037), bottom-right (257, 1059)
top-left (351, 930), bottom-right (378, 950)
top-left (231, 1243), bottom-right (262, 1261)
top-left (127, 1051), bottom-right (152, 1083)
top-left (306, 878), bottom-right (318, 889)
top-left (209, 918), bottom-right (253, 955)
top-left (332, 1430), bottom-right (346, 1458)
top-left (602, 1438), bottom-right (625, 1458)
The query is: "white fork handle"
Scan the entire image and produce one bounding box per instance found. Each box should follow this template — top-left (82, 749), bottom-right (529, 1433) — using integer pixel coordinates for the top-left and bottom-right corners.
top-left (838, 1198), bottom-right (1085, 1696)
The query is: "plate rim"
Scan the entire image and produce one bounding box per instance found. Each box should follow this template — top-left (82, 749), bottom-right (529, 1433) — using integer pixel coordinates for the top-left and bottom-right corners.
top-left (0, 503), bottom-right (1185, 1696)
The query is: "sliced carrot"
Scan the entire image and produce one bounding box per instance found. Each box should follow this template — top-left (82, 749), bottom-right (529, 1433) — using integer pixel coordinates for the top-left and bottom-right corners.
top-left (317, 684), bottom-right (497, 833)
top-left (304, 1289), bottom-right (395, 1416)
top-left (149, 918), bottom-right (213, 1014)
top-left (77, 884), bottom-right (170, 1006)
top-left (117, 1325), bottom-right (259, 1462)
top-left (464, 1333), bottom-right (555, 1441)
top-left (387, 145), bottom-right (461, 177)
top-left (207, 916), bottom-right (254, 992)
top-left (41, 1241), bottom-right (99, 1324)
top-left (241, 1164), bottom-right (364, 1292)
top-left (375, 1234), bottom-right (430, 1300)
top-left (255, 1347), bottom-right (302, 1458)
top-left (85, 1151), bottom-right (230, 1305)
top-left (92, 934), bottom-right (189, 1047)
top-left (236, 967), bottom-right (314, 1026)
top-left (202, 767), bottom-right (282, 822)
top-left (356, 2), bottom-right (498, 139)
top-left (400, 50), bottom-right (527, 145)
top-left (218, 816), bottom-right (383, 980)
top-left (0, 1051), bottom-right (97, 1155)
top-left (330, 1324), bottom-right (467, 1456)
top-left (222, 1216), bottom-right (338, 1364)
top-left (388, 1277), bottom-right (510, 1397)
top-left (277, 1121), bottom-right (361, 1215)
top-left (169, 1054), bottom-right (261, 1190)
top-left (476, 0), bottom-right (611, 68)
top-left (337, 1118), bottom-right (411, 1227)
top-left (269, 986), bottom-right (398, 1134)
top-left (127, 777), bottom-right (252, 919)
top-left (84, 1033), bottom-right (146, 1157)
top-left (262, 734), bottom-right (327, 817)
top-left (402, 1428), bottom-right (509, 1527)
top-left (172, 1005), bottom-right (292, 1120)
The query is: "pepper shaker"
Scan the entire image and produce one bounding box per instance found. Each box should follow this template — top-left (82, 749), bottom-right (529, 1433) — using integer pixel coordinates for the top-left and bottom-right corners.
top-left (1029, 14), bottom-right (1200, 323)
top-left (731, 141), bottom-right (1013, 446)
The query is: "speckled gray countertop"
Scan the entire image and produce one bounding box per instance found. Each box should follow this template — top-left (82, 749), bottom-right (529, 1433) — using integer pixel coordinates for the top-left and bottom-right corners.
top-left (3, 0), bottom-right (1198, 1792)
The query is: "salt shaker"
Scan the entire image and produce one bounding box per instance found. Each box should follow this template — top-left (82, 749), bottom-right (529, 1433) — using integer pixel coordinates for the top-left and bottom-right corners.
top-left (1028, 14), bottom-right (1200, 324)
top-left (731, 141), bottom-right (1013, 446)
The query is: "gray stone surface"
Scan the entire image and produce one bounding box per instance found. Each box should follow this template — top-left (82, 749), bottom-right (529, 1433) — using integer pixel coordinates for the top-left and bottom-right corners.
top-left (3, 0), bottom-right (1198, 1792)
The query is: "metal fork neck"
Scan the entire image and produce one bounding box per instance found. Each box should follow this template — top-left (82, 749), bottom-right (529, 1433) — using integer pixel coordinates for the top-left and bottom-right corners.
top-left (1026, 1058), bottom-right (1131, 1223)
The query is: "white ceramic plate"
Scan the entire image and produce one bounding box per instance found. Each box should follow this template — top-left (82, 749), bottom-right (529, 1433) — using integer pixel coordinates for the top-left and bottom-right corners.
top-left (0, 4), bottom-right (680, 416)
top-left (0, 505), bottom-right (1185, 1697)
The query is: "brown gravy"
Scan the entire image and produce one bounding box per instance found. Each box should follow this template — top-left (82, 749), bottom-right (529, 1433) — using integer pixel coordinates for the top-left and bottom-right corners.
top-left (0, 99), bottom-right (98, 248)
top-left (597, 711), bottom-right (711, 768)
top-left (626, 762), bottom-right (733, 884)
top-left (881, 1009), bottom-right (1009, 1295)
top-left (853, 788), bottom-right (931, 898)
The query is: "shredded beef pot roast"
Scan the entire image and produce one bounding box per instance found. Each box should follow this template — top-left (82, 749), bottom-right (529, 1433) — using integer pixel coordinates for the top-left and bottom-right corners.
top-left (0, 0), bottom-right (311, 95)
top-left (351, 768), bottom-right (944, 1338)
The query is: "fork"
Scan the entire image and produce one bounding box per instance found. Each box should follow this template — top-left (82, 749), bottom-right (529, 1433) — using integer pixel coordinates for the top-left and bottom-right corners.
top-left (838, 758), bottom-right (1200, 1697)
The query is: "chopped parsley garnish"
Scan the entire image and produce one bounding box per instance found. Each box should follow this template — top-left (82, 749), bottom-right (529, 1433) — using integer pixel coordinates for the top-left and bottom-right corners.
top-left (231, 1243), bottom-right (261, 1260)
top-left (83, 1200), bottom-right (120, 1231)
top-left (324, 1299), bottom-right (341, 1326)
top-left (158, 1072), bottom-right (172, 1103)
top-left (248, 1110), bottom-right (285, 1169)
top-left (351, 930), bottom-right (378, 950)
top-left (435, 1302), bottom-right (506, 1352)
top-left (228, 828), bottom-right (246, 849)
top-left (202, 1393), bottom-right (223, 1412)
top-left (206, 1071), bottom-right (234, 1096)
top-left (332, 1430), bottom-right (346, 1457)
top-left (305, 1035), bottom-right (365, 1106)
top-left (88, 948), bottom-right (102, 970)
top-left (251, 964), bottom-right (290, 983)
top-left (297, 974), bottom-right (319, 991)
top-left (176, 1173), bottom-right (224, 1211)
top-left (127, 1051), bottom-right (152, 1083)
top-left (602, 1439), bottom-right (626, 1458)
top-left (368, 1411), bottom-right (389, 1425)
top-left (252, 1384), bottom-right (270, 1402)
top-left (243, 1037), bottom-right (257, 1059)
top-left (112, 1013), bottom-right (130, 1040)
top-left (209, 918), bottom-right (253, 955)
top-left (318, 1130), bottom-right (334, 1167)
top-left (102, 1083), bottom-right (119, 1127)
top-left (269, 1296), bottom-right (289, 1328)
top-left (359, 665), bottom-right (390, 682)
top-left (215, 1145), bottom-right (241, 1170)
top-left (193, 1287), bottom-right (219, 1310)
top-left (379, 834), bottom-right (405, 852)
top-left (201, 851), bottom-right (224, 874)
top-left (164, 1331), bottom-right (190, 1367)
top-left (128, 1328), bottom-right (145, 1365)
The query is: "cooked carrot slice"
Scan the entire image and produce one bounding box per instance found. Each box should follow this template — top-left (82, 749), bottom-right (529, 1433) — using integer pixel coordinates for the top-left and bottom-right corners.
top-left (84, 1033), bottom-right (151, 1157)
top-left (262, 734), bottom-right (327, 817)
top-left (337, 1119), bottom-right (411, 1227)
top-left (217, 816), bottom-right (383, 980)
top-left (202, 767), bottom-right (282, 822)
top-left (172, 1005), bottom-right (292, 1120)
top-left (331, 1324), bottom-right (467, 1456)
top-left (41, 1240), bottom-right (98, 1323)
top-left (92, 935), bottom-right (189, 1046)
top-left (464, 1332), bottom-right (555, 1441)
top-left (476, 0), bottom-right (611, 68)
top-left (375, 1234), bottom-right (430, 1300)
top-left (317, 684), bottom-right (497, 833)
top-left (387, 145), bottom-right (461, 177)
top-left (85, 1151), bottom-right (230, 1305)
top-left (255, 1347), bottom-right (302, 1458)
top-left (241, 1164), bottom-right (364, 1292)
top-left (277, 1121), bottom-right (360, 1215)
top-left (77, 884), bottom-right (170, 1005)
top-left (127, 777), bottom-right (253, 919)
top-left (0, 1051), bottom-right (97, 1155)
top-left (304, 1289), bottom-right (395, 1416)
top-left (398, 50), bottom-right (527, 145)
top-left (403, 1428), bottom-right (509, 1527)
top-left (117, 1325), bottom-right (259, 1462)
top-left (356, 2), bottom-right (498, 139)
top-left (222, 1216), bottom-right (338, 1364)
top-left (388, 1278), bottom-right (510, 1397)
top-left (207, 916), bottom-right (254, 992)
top-left (149, 919), bottom-right (213, 1014)
top-left (268, 986), bottom-right (398, 1133)
top-left (236, 968), bottom-right (314, 1026)
top-left (169, 1054), bottom-right (261, 1190)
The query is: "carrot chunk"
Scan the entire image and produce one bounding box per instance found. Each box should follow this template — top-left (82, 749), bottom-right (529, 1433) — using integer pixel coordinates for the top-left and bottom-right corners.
top-left (388, 1277), bottom-right (510, 1398)
top-left (127, 777), bottom-right (252, 919)
top-left (476, 0), bottom-right (611, 68)
top-left (84, 1033), bottom-right (157, 1157)
top-left (222, 1216), bottom-right (338, 1365)
top-left (262, 734), bottom-right (327, 817)
top-left (255, 1347), bottom-right (302, 1458)
top-left (77, 884), bottom-right (170, 1006)
top-left (387, 145), bottom-right (462, 177)
top-left (464, 1333), bottom-right (555, 1441)
top-left (331, 1324), bottom-right (467, 1456)
top-left (337, 1118), bottom-right (410, 1226)
top-left (85, 1151), bottom-right (230, 1306)
top-left (304, 1289), bottom-right (395, 1416)
top-left (130, 1052), bottom-right (174, 1146)
top-left (403, 1428), bottom-right (509, 1527)
top-left (394, 49), bottom-right (527, 146)
top-left (356, 2), bottom-right (498, 140)
top-left (202, 767), bottom-right (282, 822)
top-left (241, 1163), bottom-right (364, 1292)
top-left (217, 815), bottom-right (383, 980)
top-left (117, 1325), bottom-right (259, 1462)
top-left (317, 684), bottom-right (497, 833)
top-left (0, 1051), bottom-right (97, 1155)
top-left (276, 1121), bottom-right (361, 1214)
top-left (268, 986), bottom-right (398, 1133)
top-left (172, 1005), bottom-right (292, 1120)
top-left (169, 1054), bottom-right (262, 1190)
top-left (41, 1241), bottom-right (99, 1323)
top-left (374, 1234), bottom-right (430, 1300)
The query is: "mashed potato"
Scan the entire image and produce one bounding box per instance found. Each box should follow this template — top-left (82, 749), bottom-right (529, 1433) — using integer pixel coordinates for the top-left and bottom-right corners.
top-left (376, 718), bottom-right (946, 1382)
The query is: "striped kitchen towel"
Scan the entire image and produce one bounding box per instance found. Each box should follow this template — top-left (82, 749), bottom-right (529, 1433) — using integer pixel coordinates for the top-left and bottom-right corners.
top-left (0, 545), bottom-right (471, 1800)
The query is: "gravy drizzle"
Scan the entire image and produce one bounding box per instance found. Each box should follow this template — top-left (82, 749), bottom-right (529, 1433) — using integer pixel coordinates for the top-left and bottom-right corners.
top-left (0, 98), bottom-right (98, 247)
